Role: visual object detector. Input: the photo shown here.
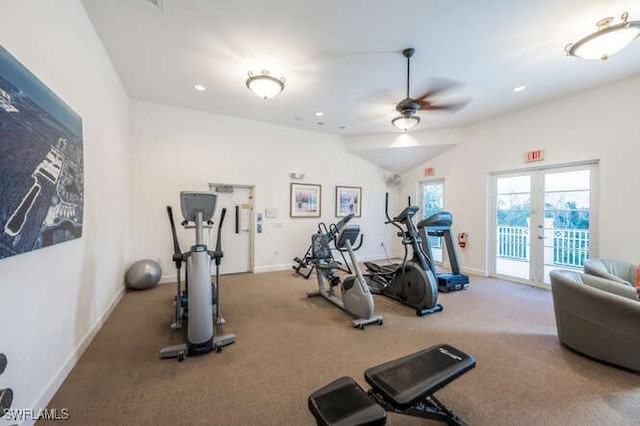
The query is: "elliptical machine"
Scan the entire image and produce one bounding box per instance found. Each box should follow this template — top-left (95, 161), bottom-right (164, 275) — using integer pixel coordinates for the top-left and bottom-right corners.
top-left (160, 191), bottom-right (235, 361)
top-left (307, 223), bottom-right (383, 329)
top-left (364, 193), bottom-right (442, 317)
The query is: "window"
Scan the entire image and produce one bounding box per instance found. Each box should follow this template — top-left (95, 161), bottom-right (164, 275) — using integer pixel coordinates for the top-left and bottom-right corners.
top-left (421, 180), bottom-right (444, 263)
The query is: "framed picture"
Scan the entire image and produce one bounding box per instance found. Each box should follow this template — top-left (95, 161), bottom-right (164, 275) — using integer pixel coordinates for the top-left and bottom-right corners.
top-left (335, 186), bottom-right (361, 217)
top-left (290, 183), bottom-right (321, 218)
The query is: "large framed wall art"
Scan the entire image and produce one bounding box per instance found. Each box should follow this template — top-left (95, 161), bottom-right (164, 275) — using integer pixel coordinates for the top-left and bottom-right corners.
top-left (0, 45), bottom-right (84, 260)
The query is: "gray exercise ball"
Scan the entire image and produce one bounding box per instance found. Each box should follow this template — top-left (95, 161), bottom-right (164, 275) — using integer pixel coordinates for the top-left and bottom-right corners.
top-left (126, 259), bottom-right (162, 290)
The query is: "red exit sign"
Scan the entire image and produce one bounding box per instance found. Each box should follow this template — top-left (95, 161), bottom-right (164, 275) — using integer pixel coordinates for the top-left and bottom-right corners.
top-left (525, 150), bottom-right (544, 162)
top-left (423, 167), bottom-right (435, 176)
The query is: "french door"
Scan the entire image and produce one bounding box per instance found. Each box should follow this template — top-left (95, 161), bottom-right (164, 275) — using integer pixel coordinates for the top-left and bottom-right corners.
top-left (490, 163), bottom-right (598, 287)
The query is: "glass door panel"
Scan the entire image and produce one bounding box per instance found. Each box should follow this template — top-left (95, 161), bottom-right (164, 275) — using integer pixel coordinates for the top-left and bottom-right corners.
top-left (495, 175), bottom-right (531, 280)
top-left (422, 181), bottom-right (444, 262)
top-left (542, 169), bottom-right (591, 284)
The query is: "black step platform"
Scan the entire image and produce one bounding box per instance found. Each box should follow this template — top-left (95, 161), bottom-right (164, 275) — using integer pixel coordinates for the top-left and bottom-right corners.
top-left (308, 344), bottom-right (475, 426)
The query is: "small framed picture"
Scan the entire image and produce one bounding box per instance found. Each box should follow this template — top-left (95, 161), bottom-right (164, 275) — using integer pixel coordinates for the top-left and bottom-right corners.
top-left (290, 183), bottom-right (321, 218)
top-left (335, 186), bottom-right (361, 217)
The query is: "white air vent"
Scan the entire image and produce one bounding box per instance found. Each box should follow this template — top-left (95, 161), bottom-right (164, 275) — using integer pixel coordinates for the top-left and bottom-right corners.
top-left (386, 174), bottom-right (401, 186)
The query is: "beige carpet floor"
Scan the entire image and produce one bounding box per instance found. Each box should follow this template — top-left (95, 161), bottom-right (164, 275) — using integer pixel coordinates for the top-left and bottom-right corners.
top-left (42, 270), bottom-right (640, 425)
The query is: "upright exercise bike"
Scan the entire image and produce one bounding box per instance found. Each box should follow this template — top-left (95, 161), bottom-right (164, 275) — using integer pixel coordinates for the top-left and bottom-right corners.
top-left (364, 193), bottom-right (442, 316)
top-left (307, 223), bottom-right (383, 329)
top-left (160, 191), bottom-right (235, 360)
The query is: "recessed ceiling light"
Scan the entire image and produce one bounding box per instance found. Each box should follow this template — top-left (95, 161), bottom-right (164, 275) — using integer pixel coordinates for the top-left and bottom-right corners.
top-left (512, 85), bottom-right (526, 93)
top-left (315, 112), bottom-right (324, 117)
top-left (194, 84), bottom-right (206, 91)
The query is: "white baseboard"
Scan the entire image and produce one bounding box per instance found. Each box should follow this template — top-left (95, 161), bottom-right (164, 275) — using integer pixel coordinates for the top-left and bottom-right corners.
top-left (254, 263), bottom-right (292, 273)
top-left (462, 266), bottom-right (488, 277)
top-left (30, 285), bottom-right (126, 423)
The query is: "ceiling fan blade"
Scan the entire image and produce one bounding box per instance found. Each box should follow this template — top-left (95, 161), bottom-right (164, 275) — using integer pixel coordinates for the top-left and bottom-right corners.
top-left (419, 98), bottom-right (470, 112)
top-left (414, 79), bottom-right (462, 103)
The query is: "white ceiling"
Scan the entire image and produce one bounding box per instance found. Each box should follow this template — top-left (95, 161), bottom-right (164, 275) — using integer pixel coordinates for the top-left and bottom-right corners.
top-left (82, 0), bottom-right (640, 170)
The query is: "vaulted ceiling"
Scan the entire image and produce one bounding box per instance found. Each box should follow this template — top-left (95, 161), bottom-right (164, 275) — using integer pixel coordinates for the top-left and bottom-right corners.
top-left (82, 0), bottom-right (640, 171)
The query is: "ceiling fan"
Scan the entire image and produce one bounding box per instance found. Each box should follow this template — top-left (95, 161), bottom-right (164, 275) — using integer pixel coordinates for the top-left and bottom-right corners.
top-left (392, 48), bottom-right (469, 130)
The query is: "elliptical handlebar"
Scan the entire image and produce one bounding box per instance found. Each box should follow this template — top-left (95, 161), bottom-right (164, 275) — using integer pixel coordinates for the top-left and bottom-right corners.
top-left (166, 206), bottom-right (184, 269)
top-left (384, 192), bottom-right (406, 234)
top-left (213, 208), bottom-right (227, 266)
top-left (215, 208), bottom-right (226, 252)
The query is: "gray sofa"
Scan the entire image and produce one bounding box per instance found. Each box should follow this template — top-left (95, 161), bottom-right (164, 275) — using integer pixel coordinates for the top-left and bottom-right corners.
top-left (549, 269), bottom-right (640, 372)
top-left (583, 258), bottom-right (638, 286)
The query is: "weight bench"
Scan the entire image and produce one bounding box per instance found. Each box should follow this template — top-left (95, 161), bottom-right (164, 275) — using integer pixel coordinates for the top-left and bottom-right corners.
top-left (308, 344), bottom-right (475, 425)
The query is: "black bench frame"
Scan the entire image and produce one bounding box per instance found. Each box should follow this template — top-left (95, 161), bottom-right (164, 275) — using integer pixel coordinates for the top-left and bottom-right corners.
top-left (309, 344), bottom-right (475, 426)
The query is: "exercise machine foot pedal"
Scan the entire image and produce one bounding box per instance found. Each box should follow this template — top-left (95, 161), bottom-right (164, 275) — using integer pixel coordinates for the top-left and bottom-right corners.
top-left (417, 303), bottom-right (443, 317)
top-left (308, 344), bottom-right (475, 425)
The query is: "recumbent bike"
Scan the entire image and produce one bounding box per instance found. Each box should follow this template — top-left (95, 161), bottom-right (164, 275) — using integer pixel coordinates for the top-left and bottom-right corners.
top-left (292, 213), bottom-right (361, 279)
top-left (306, 223), bottom-right (383, 329)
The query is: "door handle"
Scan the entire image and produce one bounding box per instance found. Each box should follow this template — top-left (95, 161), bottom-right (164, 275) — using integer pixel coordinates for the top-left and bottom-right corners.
top-left (235, 205), bottom-right (239, 234)
top-left (538, 236), bottom-right (546, 240)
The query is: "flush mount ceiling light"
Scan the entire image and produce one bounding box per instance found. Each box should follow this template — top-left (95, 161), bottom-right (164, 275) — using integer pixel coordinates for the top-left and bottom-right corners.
top-left (391, 115), bottom-right (420, 131)
top-left (565, 12), bottom-right (640, 60)
top-left (246, 70), bottom-right (285, 99)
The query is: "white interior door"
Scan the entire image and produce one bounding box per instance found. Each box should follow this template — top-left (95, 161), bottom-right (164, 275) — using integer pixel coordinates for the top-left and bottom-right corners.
top-left (209, 185), bottom-right (253, 275)
top-left (491, 164), bottom-right (597, 287)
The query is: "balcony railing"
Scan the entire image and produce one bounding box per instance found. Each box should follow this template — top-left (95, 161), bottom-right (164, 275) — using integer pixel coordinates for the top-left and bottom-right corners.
top-left (497, 225), bottom-right (590, 268)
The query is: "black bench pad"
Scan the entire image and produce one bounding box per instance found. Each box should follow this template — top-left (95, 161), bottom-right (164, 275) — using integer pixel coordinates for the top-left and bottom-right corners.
top-left (364, 344), bottom-right (475, 410)
top-left (308, 376), bottom-right (387, 426)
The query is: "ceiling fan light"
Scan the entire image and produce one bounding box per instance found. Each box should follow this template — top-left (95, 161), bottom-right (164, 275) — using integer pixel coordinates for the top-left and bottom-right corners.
top-left (391, 115), bottom-right (420, 131)
top-left (246, 70), bottom-right (285, 99)
top-left (566, 13), bottom-right (640, 60)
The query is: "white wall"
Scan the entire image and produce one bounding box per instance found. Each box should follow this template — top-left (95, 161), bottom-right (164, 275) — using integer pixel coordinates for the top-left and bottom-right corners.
top-left (0, 1), bottom-right (130, 422)
top-left (400, 74), bottom-right (640, 275)
top-left (128, 100), bottom-right (391, 277)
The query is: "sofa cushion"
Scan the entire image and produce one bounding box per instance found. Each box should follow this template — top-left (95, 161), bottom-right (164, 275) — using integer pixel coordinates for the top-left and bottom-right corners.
top-left (580, 272), bottom-right (638, 301)
top-left (583, 258), bottom-right (636, 286)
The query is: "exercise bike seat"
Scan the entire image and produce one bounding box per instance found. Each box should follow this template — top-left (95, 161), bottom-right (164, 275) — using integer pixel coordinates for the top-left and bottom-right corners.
top-left (364, 344), bottom-right (475, 409)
